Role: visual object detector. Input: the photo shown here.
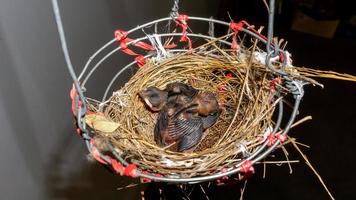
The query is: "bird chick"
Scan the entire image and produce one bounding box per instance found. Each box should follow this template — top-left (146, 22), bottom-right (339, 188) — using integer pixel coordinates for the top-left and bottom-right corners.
top-left (191, 92), bottom-right (221, 129)
top-left (154, 99), bottom-right (204, 152)
top-left (192, 92), bottom-right (219, 116)
top-left (165, 82), bottom-right (198, 100)
top-left (138, 86), bottom-right (168, 112)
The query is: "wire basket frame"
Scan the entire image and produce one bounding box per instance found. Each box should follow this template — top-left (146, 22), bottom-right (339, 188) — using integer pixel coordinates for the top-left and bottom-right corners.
top-left (52, 0), bottom-right (305, 183)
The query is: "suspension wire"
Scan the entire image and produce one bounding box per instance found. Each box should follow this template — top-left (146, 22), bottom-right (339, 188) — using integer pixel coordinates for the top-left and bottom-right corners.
top-left (51, 0), bottom-right (86, 104)
top-left (170, 0), bottom-right (180, 19)
top-left (266, 0), bottom-right (275, 55)
top-left (51, 0), bottom-right (88, 138)
top-left (265, 0), bottom-right (289, 76)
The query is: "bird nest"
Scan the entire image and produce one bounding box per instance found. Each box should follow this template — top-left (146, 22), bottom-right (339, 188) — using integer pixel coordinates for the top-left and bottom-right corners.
top-left (86, 44), bottom-right (298, 178)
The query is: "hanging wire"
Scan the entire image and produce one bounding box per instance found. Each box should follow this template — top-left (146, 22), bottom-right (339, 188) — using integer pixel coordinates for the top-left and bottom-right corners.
top-left (266, 0), bottom-right (275, 55)
top-left (51, 0), bottom-right (89, 140)
top-left (165, 0), bottom-right (180, 41)
top-left (265, 0), bottom-right (282, 74)
top-left (170, 0), bottom-right (180, 19)
top-left (51, 0), bottom-right (84, 103)
top-left (265, 0), bottom-right (287, 76)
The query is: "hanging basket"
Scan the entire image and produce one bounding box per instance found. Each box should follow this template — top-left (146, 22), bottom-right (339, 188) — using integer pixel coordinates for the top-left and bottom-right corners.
top-left (53, 0), bottom-right (307, 183)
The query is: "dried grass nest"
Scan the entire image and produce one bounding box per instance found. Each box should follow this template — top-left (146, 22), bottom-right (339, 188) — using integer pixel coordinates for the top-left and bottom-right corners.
top-left (86, 44), bottom-right (328, 178)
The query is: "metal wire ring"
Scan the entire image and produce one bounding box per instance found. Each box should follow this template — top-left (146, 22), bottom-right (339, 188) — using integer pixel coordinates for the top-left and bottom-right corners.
top-left (51, 0), bottom-right (305, 183)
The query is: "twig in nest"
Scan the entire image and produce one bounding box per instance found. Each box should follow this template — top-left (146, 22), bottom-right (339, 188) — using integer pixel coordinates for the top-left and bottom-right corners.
top-left (290, 139), bottom-right (335, 200)
top-left (281, 146), bottom-right (293, 174)
top-left (199, 184), bottom-right (210, 200)
top-left (240, 180), bottom-right (248, 200)
top-left (117, 183), bottom-right (142, 191)
top-left (257, 160), bottom-right (299, 164)
top-left (263, 159), bottom-right (267, 179)
top-left (262, 0), bottom-right (270, 13)
top-left (291, 116), bottom-right (313, 128)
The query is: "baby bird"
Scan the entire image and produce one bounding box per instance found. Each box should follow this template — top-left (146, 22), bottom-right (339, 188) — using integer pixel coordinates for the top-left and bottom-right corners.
top-left (191, 92), bottom-right (220, 129)
top-left (165, 82), bottom-right (198, 100)
top-left (139, 82), bottom-right (220, 152)
top-left (138, 82), bottom-right (197, 112)
top-left (154, 100), bottom-right (204, 151)
top-left (138, 86), bottom-right (167, 112)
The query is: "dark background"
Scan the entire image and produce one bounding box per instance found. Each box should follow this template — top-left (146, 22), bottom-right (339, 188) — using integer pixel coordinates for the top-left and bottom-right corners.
top-left (0, 0), bottom-right (355, 199)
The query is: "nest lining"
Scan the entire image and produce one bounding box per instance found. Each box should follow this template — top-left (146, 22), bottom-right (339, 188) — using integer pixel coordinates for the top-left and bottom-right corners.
top-left (85, 45), bottom-right (297, 178)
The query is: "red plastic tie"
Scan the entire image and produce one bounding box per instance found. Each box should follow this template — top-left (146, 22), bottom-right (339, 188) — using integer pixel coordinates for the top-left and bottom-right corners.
top-left (70, 84), bottom-right (84, 115)
top-left (140, 171), bottom-right (152, 183)
top-left (135, 55), bottom-right (146, 68)
top-left (115, 30), bottom-right (154, 52)
top-left (221, 168), bottom-right (229, 180)
top-left (240, 160), bottom-right (254, 173)
top-left (238, 20), bottom-right (268, 41)
top-left (175, 14), bottom-right (192, 50)
top-left (270, 77), bottom-right (281, 92)
top-left (154, 173), bottom-right (163, 178)
top-left (115, 30), bottom-right (154, 67)
top-left (123, 164), bottom-right (138, 178)
top-left (133, 41), bottom-right (154, 51)
top-left (266, 132), bottom-right (287, 147)
top-left (266, 133), bottom-right (276, 147)
top-left (115, 30), bottom-right (139, 56)
top-left (76, 128), bottom-right (81, 136)
top-left (70, 84), bottom-right (77, 114)
top-left (275, 133), bottom-right (287, 143)
top-left (230, 20), bottom-right (270, 49)
top-left (110, 158), bottom-right (124, 175)
top-left (229, 21), bottom-right (245, 50)
top-left (70, 84), bottom-right (77, 100)
top-left (90, 139), bottom-right (107, 165)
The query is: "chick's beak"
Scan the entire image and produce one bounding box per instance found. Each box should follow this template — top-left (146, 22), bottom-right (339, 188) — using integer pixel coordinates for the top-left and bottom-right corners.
top-left (138, 90), bottom-right (153, 109)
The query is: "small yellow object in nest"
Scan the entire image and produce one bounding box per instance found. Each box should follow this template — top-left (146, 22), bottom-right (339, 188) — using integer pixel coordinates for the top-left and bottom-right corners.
top-left (85, 113), bottom-right (120, 133)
